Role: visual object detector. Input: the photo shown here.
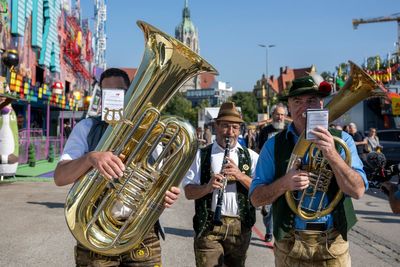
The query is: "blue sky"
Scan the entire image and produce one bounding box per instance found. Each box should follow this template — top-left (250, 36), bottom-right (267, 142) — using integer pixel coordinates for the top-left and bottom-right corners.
top-left (81, 0), bottom-right (399, 91)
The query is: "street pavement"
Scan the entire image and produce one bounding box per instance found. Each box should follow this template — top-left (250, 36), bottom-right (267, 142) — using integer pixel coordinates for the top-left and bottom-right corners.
top-left (0, 180), bottom-right (399, 267)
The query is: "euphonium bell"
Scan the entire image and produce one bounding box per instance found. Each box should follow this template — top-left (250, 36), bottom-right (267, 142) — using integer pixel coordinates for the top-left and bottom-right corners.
top-left (285, 61), bottom-right (385, 220)
top-left (64, 21), bottom-right (218, 255)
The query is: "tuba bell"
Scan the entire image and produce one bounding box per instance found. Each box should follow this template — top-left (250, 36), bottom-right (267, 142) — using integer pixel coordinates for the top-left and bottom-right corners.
top-left (285, 61), bottom-right (385, 220)
top-left (64, 21), bottom-right (218, 255)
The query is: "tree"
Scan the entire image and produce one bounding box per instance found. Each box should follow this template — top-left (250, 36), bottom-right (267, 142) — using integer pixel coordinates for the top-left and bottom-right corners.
top-left (198, 99), bottom-right (210, 109)
top-left (163, 93), bottom-right (197, 126)
top-left (48, 143), bottom-right (55, 163)
top-left (28, 143), bottom-right (36, 167)
top-left (229, 92), bottom-right (258, 123)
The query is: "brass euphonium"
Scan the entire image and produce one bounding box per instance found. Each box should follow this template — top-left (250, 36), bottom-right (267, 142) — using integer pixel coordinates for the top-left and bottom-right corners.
top-left (285, 61), bottom-right (385, 220)
top-left (65, 21), bottom-right (218, 255)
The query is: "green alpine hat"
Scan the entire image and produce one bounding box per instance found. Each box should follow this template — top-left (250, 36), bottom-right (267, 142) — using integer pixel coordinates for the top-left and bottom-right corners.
top-left (280, 75), bottom-right (332, 101)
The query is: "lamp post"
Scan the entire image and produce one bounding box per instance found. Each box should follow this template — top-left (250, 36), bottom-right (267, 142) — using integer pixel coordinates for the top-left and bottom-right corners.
top-left (258, 44), bottom-right (275, 116)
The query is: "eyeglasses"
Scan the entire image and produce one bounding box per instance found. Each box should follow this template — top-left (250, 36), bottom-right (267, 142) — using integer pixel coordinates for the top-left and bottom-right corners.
top-left (219, 123), bottom-right (241, 130)
top-left (290, 97), bottom-right (321, 106)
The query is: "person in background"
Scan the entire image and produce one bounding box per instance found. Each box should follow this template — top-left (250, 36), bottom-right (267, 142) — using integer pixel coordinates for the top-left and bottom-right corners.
top-left (257, 103), bottom-right (288, 152)
top-left (203, 125), bottom-right (212, 145)
top-left (196, 127), bottom-right (207, 148)
top-left (257, 102), bottom-right (288, 243)
top-left (54, 68), bottom-right (180, 267)
top-left (366, 127), bottom-right (382, 152)
top-left (64, 120), bottom-right (72, 139)
top-left (335, 125), bottom-right (343, 131)
top-left (348, 122), bottom-right (368, 162)
top-left (244, 125), bottom-right (257, 150)
top-left (182, 102), bottom-right (259, 267)
top-left (250, 76), bottom-right (367, 266)
top-left (382, 174), bottom-right (400, 214)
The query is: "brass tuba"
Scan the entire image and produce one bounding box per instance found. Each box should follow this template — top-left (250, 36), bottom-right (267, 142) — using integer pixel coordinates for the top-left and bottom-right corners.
top-left (285, 61), bottom-right (385, 220)
top-left (65, 21), bottom-right (218, 255)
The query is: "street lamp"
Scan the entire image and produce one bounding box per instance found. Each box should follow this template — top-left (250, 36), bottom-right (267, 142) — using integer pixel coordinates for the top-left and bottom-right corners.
top-left (258, 44), bottom-right (275, 116)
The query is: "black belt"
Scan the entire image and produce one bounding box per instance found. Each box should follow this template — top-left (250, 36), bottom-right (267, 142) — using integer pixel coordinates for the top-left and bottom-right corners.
top-left (305, 222), bottom-right (327, 231)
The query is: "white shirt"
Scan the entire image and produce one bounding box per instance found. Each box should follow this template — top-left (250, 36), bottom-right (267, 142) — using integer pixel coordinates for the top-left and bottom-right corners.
top-left (182, 141), bottom-right (259, 217)
top-left (59, 117), bottom-right (163, 219)
top-left (60, 118), bottom-right (93, 161)
top-left (61, 118), bottom-right (163, 161)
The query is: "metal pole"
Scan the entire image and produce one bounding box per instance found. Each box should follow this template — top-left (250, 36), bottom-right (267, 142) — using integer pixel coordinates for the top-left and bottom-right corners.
top-left (60, 110), bottom-right (64, 154)
top-left (26, 103), bottom-right (31, 163)
top-left (397, 20), bottom-right (400, 60)
top-left (258, 44), bottom-right (275, 118)
top-left (45, 103), bottom-right (50, 158)
top-left (265, 48), bottom-right (269, 116)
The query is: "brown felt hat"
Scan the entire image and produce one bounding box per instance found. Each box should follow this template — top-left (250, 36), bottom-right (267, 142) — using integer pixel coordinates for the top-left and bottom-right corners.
top-left (215, 102), bottom-right (244, 123)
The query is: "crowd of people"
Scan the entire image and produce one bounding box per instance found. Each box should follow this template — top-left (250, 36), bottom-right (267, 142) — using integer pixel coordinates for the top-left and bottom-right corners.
top-left (53, 68), bottom-right (399, 267)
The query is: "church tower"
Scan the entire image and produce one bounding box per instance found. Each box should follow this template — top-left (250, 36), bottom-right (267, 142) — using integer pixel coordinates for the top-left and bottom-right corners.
top-left (175, 0), bottom-right (200, 92)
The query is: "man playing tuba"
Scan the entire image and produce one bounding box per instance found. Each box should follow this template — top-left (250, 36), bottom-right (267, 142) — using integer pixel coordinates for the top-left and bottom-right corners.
top-left (250, 76), bottom-right (368, 266)
top-left (54, 68), bottom-right (180, 267)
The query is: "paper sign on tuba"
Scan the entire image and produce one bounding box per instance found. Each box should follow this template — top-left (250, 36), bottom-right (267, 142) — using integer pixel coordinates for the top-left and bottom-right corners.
top-left (101, 89), bottom-right (125, 124)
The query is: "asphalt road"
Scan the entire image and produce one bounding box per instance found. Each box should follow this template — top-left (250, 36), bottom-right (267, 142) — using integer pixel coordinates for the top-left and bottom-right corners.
top-left (0, 181), bottom-right (399, 266)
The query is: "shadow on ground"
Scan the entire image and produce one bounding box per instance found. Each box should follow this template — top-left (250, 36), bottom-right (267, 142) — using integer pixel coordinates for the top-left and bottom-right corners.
top-left (164, 227), bottom-right (194, 237)
top-left (27, 201), bottom-right (65, 209)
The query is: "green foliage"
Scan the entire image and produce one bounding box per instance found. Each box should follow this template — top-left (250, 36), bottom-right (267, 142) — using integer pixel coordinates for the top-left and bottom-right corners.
top-left (229, 92), bottom-right (258, 123)
top-left (28, 143), bottom-right (36, 167)
top-left (198, 99), bottom-right (210, 109)
top-left (163, 93), bottom-right (197, 126)
top-left (48, 143), bottom-right (55, 163)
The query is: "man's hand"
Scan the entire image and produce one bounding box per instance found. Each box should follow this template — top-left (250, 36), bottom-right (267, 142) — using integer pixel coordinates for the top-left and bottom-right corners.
top-left (183, 173), bottom-right (225, 200)
top-left (382, 181), bottom-right (397, 196)
top-left (209, 173), bottom-right (225, 192)
top-left (223, 158), bottom-right (245, 181)
top-left (250, 167), bottom-right (309, 207)
top-left (382, 181), bottom-right (400, 213)
top-left (310, 126), bottom-right (365, 199)
top-left (87, 151), bottom-right (125, 180)
top-left (310, 126), bottom-right (338, 161)
top-left (164, 186), bottom-right (180, 208)
top-left (282, 166), bottom-right (310, 191)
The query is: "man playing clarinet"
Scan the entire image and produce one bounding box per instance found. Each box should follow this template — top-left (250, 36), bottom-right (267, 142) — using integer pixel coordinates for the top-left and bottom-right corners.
top-left (182, 102), bottom-right (259, 267)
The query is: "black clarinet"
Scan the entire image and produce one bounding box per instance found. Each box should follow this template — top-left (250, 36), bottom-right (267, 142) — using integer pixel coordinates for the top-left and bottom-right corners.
top-left (213, 137), bottom-right (231, 226)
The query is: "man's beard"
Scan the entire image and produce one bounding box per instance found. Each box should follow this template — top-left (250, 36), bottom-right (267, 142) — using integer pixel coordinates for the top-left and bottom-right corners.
top-left (272, 121), bottom-right (285, 130)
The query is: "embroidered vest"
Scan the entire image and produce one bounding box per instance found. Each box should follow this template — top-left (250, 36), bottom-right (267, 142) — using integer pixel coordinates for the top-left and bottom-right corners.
top-left (192, 144), bottom-right (256, 235)
top-left (272, 128), bottom-right (357, 241)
